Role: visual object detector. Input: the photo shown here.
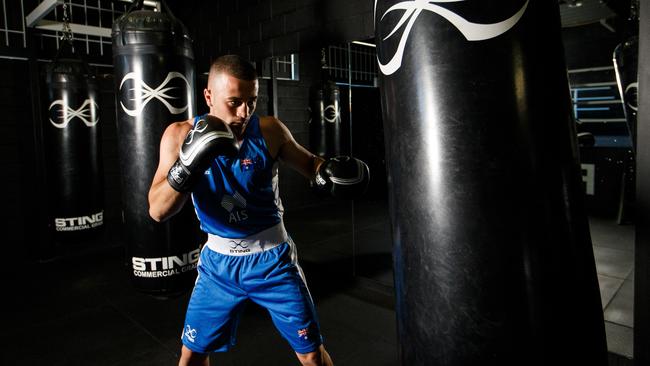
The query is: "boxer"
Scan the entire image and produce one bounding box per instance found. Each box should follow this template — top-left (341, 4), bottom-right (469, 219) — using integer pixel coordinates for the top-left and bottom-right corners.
top-left (148, 54), bottom-right (368, 366)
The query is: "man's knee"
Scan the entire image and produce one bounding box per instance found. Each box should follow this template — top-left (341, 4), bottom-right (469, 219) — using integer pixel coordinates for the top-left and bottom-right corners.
top-left (179, 345), bottom-right (209, 366)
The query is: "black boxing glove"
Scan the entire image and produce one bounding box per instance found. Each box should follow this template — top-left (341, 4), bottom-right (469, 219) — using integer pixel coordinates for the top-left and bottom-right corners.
top-left (167, 115), bottom-right (239, 192)
top-left (313, 156), bottom-right (370, 199)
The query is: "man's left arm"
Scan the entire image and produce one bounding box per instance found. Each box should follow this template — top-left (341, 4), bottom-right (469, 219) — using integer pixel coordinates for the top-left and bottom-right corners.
top-left (263, 116), bottom-right (323, 179)
top-left (262, 117), bottom-right (370, 199)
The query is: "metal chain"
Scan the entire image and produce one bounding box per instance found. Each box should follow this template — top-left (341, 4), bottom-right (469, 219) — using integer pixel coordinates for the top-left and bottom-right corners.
top-left (60, 2), bottom-right (73, 43)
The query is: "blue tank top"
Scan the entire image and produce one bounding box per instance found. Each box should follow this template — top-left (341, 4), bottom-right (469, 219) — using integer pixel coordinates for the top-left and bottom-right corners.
top-left (191, 114), bottom-right (284, 238)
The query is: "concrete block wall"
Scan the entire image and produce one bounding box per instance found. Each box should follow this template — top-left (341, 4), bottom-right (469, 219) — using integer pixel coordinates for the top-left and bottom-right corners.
top-left (173, 0), bottom-right (375, 71)
top-left (0, 59), bottom-right (30, 258)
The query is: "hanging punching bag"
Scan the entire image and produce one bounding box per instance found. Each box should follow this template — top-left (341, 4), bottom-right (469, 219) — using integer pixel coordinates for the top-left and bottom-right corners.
top-left (309, 54), bottom-right (342, 157)
top-left (43, 57), bottom-right (104, 241)
top-left (612, 1), bottom-right (638, 224)
top-left (614, 37), bottom-right (639, 147)
top-left (613, 38), bottom-right (637, 225)
top-left (613, 0), bottom-right (639, 150)
top-left (112, 0), bottom-right (201, 298)
top-left (376, 0), bottom-right (607, 365)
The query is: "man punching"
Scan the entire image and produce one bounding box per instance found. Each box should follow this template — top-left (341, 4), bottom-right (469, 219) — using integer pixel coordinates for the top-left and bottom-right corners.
top-left (148, 55), bottom-right (368, 366)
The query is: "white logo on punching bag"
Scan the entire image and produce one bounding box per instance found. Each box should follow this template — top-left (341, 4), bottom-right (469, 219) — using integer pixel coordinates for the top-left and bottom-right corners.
top-left (48, 99), bottom-right (99, 128)
top-left (375, 0), bottom-right (529, 75)
top-left (324, 104), bottom-right (341, 123)
top-left (119, 71), bottom-right (190, 117)
top-left (625, 82), bottom-right (638, 111)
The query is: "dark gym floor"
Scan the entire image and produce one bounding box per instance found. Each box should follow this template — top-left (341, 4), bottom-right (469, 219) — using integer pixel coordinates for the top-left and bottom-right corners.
top-left (3, 200), bottom-right (634, 365)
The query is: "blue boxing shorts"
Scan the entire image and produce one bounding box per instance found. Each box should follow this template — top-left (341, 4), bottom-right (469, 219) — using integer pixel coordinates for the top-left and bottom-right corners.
top-left (181, 223), bottom-right (323, 354)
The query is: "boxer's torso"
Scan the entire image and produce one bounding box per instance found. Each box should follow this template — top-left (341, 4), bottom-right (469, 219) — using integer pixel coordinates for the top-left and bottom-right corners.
top-left (191, 114), bottom-right (284, 238)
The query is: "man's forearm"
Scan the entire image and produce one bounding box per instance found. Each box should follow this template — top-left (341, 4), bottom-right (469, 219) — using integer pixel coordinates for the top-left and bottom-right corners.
top-left (148, 179), bottom-right (189, 222)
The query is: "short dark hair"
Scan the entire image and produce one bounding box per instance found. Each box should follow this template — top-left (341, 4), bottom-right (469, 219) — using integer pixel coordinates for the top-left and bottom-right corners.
top-left (209, 54), bottom-right (257, 81)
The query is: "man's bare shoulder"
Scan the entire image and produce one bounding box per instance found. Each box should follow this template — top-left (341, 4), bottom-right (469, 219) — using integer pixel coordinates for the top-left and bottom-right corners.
top-left (259, 116), bottom-right (290, 137)
top-left (258, 116), bottom-right (292, 158)
top-left (166, 119), bottom-right (194, 134)
top-left (259, 115), bottom-right (282, 127)
top-left (163, 119), bottom-right (194, 143)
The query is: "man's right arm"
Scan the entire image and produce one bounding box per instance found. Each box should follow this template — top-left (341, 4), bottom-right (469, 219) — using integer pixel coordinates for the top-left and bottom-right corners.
top-left (148, 121), bottom-right (193, 222)
top-left (148, 115), bottom-right (240, 222)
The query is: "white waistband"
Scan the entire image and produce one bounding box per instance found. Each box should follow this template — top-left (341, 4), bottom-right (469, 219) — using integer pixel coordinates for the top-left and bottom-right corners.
top-left (205, 222), bottom-right (289, 256)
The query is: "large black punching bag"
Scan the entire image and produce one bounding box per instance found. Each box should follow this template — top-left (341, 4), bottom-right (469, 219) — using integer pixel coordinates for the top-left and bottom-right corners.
top-left (309, 52), bottom-right (342, 157)
top-left (375, 1), bottom-right (607, 364)
top-left (112, 0), bottom-right (201, 298)
top-left (43, 58), bottom-right (104, 241)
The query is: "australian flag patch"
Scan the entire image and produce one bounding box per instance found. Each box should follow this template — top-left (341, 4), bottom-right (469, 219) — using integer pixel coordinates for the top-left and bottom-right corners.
top-left (240, 157), bottom-right (262, 171)
top-left (297, 327), bottom-right (309, 340)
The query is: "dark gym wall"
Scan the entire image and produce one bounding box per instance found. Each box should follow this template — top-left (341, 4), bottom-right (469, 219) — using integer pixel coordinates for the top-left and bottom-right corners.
top-left (260, 53), bottom-right (320, 210)
top-left (172, 0), bottom-right (375, 72)
top-left (561, 22), bottom-right (622, 70)
top-left (1, 59), bottom-right (30, 253)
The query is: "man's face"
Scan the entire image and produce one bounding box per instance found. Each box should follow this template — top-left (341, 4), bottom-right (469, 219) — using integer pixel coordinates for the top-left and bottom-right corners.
top-left (204, 72), bottom-right (259, 138)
